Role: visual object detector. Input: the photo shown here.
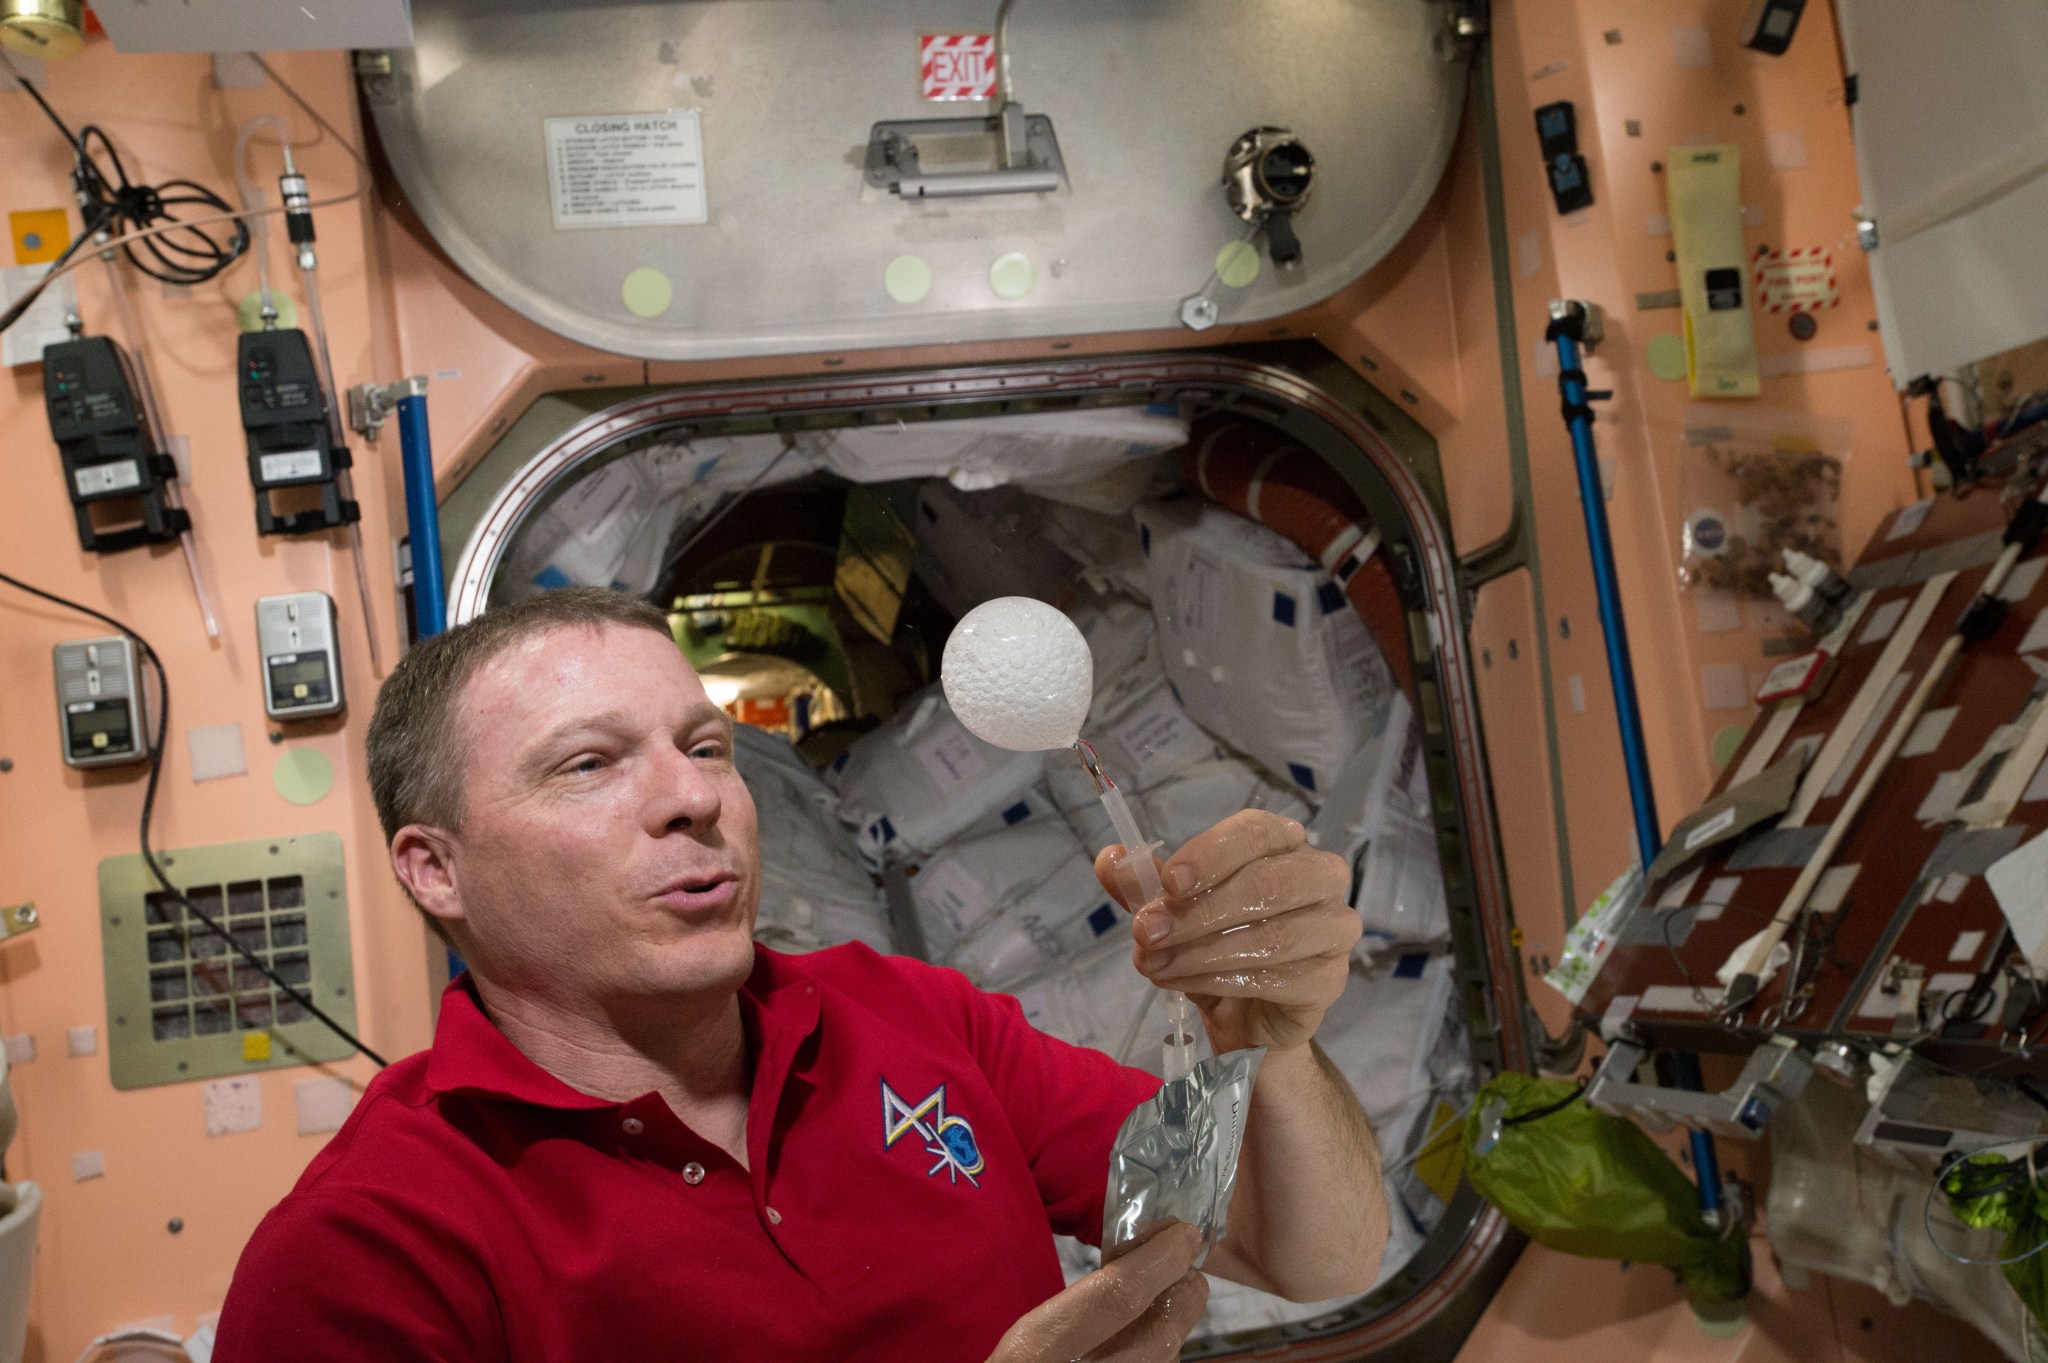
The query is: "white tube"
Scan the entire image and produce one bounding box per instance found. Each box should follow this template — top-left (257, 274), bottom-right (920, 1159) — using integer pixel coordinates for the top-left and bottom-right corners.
top-left (1095, 782), bottom-right (1197, 1082)
top-left (233, 114), bottom-right (290, 324)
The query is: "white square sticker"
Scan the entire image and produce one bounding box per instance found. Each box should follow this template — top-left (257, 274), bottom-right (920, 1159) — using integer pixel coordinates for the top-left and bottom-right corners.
top-left (920, 34), bottom-right (996, 101)
top-left (543, 111), bottom-right (707, 230)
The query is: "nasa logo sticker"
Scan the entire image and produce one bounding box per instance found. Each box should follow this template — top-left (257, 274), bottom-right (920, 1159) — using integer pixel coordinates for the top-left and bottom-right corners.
top-left (1687, 508), bottom-right (1730, 557)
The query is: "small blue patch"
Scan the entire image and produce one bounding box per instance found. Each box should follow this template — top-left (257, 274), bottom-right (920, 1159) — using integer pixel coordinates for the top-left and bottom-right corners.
top-left (921, 499), bottom-right (939, 524)
top-left (940, 1122), bottom-right (981, 1168)
top-left (1166, 679), bottom-right (1182, 705)
top-left (1145, 401), bottom-right (1178, 416)
top-left (1318, 581), bottom-right (1346, 614)
top-left (694, 456), bottom-right (721, 483)
top-left (1140, 524), bottom-right (1151, 555)
top-left (1087, 903), bottom-right (1118, 937)
top-left (1001, 800), bottom-right (1031, 825)
top-left (876, 816), bottom-right (897, 843)
top-left (532, 565), bottom-right (573, 590)
top-left (21, 232), bottom-right (41, 251)
top-left (1287, 762), bottom-right (1316, 791)
top-left (1393, 952), bottom-right (1429, 979)
top-left (832, 751), bottom-right (850, 773)
top-left (1271, 592), bottom-right (1297, 626)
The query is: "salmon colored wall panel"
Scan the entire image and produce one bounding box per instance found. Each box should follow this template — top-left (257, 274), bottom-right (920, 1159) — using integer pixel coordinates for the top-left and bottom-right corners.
top-left (0, 47), bottom-right (431, 1357)
top-left (1467, 571), bottom-right (1570, 1037)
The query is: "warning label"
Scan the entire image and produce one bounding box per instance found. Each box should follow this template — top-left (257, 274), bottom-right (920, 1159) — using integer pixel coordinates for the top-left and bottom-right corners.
top-left (1753, 247), bottom-right (1838, 313)
top-left (921, 33), bottom-right (996, 101)
top-left (543, 111), bottom-right (707, 230)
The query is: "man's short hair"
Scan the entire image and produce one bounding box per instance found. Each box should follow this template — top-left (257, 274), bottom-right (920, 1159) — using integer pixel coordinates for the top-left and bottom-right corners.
top-left (366, 586), bottom-right (675, 846)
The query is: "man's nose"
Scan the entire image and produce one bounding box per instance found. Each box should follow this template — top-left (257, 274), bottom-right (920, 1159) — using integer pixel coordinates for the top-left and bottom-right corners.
top-left (643, 742), bottom-right (723, 834)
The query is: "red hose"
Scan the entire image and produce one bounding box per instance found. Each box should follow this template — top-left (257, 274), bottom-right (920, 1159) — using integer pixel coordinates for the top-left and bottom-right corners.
top-left (1185, 417), bottom-right (1414, 696)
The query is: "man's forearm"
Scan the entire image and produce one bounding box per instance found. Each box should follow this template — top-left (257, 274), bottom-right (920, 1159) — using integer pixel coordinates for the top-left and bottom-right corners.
top-left (1206, 1042), bottom-right (1388, 1301)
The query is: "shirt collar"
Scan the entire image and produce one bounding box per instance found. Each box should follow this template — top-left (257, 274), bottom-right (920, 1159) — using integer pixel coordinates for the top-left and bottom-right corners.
top-left (424, 946), bottom-right (824, 1110)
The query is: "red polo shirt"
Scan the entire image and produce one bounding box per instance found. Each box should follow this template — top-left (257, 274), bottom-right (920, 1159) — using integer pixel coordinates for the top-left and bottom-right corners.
top-left (215, 943), bottom-right (1161, 1361)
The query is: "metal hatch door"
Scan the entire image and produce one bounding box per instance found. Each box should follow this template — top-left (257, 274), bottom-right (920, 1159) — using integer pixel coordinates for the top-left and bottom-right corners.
top-left (360, 0), bottom-right (1471, 360)
top-left (436, 346), bottom-right (1533, 1357)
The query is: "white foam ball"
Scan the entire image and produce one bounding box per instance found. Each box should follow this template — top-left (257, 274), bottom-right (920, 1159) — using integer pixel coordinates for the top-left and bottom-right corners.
top-left (942, 597), bottom-right (1094, 752)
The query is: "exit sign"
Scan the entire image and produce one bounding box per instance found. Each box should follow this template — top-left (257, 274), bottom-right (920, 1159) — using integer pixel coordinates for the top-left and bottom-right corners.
top-left (921, 33), bottom-right (996, 101)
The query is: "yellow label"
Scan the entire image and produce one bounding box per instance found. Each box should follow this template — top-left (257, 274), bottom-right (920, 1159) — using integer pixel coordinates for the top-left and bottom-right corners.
top-left (9, 208), bottom-right (70, 266)
top-left (1667, 144), bottom-right (1760, 398)
top-left (1412, 1099), bottom-right (1467, 1205)
top-left (242, 1032), bottom-right (273, 1062)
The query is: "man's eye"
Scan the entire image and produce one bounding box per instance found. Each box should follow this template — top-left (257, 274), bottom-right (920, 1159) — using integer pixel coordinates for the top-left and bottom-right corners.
top-left (570, 755), bottom-right (606, 774)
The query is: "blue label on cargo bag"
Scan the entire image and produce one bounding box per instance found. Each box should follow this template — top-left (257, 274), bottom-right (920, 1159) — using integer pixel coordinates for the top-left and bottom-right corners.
top-left (1287, 762), bottom-right (1316, 791)
top-left (1271, 592), bottom-right (1297, 626)
top-left (1087, 904), bottom-right (1118, 937)
top-left (1318, 581), bottom-right (1345, 614)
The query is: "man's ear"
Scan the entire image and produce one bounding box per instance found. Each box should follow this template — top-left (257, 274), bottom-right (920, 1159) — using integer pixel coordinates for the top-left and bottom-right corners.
top-left (391, 825), bottom-right (465, 937)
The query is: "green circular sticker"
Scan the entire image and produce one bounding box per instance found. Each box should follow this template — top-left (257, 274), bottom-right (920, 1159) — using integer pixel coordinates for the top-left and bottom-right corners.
top-left (1711, 724), bottom-right (1748, 771)
top-left (884, 255), bottom-right (932, 304)
top-left (236, 290), bottom-right (299, 333)
top-left (273, 748), bottom-right (335, 806)
top-left (621, 267), bottom-right (673, 319)
top-left (1646, 333), bottom-right (1688, 382)
top-left (1215, 239), bottom-right (1261, 289)
top-left (989, 251), bottom-right (1035, 300)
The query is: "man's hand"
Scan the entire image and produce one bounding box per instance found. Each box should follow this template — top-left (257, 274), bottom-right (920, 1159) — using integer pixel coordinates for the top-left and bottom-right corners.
top-left (988, 1223), bottom-right (1208, 1363)
top-left (1095, 809), bottom-right (1358, 1055)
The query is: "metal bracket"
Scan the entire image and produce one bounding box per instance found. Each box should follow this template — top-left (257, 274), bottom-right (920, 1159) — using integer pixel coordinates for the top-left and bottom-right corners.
top-left (347, 376), bottom-right (430, 444)
top-left (864, 111), bottom-right (1065, 199)
top-left (0, 904), bottom-right (37, 939)
top-left (1587, 1036), bottom-right (1814, 1138)
top-left (1545, 297), bottom-right (1606, 350)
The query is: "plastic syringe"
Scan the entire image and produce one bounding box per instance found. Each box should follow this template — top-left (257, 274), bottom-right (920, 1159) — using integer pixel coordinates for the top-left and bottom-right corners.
top-left (1076, 741), bottom-right (1198, 1082)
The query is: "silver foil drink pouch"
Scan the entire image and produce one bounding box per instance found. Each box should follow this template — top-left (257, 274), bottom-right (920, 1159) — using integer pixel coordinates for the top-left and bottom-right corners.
top-left (1102, 1047), bottom-right (1266, 1267)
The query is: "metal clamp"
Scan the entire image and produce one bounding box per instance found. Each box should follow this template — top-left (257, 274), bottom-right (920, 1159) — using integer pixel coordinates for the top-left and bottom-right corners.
top-left (1, 905), bottom-right (37, 939)
top-left (347, 376), bottom-right (430, 444)
top-left (1586, 1037), bottom-right (1814, 1139)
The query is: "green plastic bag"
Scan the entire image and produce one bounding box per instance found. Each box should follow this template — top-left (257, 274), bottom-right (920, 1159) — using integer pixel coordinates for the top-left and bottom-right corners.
top-left (1462, 1072), bottom-right (1746, 1306)
top-left (1940, 1151), bottom-right (2048, 1332)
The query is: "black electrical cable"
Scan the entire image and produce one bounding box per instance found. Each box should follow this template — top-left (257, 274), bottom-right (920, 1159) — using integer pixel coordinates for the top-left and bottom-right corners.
top-left (2, 57), bottom-right (247, 307)
top-left (0, 569), bottom-right (388, 1068)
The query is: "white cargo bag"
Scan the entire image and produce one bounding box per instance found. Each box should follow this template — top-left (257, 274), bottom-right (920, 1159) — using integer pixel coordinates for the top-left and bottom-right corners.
top-left (910, 820), bottom-right (1088, 960)
top-left (933, 843), bottom-right (1126, 991)
top-left (1354, 789), bottom-right (1449, 950)
top-left (1046, 505), bottom-right (1154, 601)
top-left (1135, 500), bottom-right (1395, 802)
top-left (829, 683), bottom-right (1047, 867)
top-left (1143, 751), bottom-right (1314, 853)
top-left (732, 724), bottom-right (892, 954)
top-left (911, 482), bottom-right (1080, 621)
top-left (801, 406), bottom-right (1186, 495)
top-left (504, 435), bottom-right (815, 598)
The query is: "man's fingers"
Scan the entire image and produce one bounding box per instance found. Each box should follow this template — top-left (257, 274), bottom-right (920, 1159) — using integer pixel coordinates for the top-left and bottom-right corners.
top-left (1135, 845), bottom-right (1351, 948)
top-left (1093, 1269), bottom-right (1211, 1363)
top-left (1135, 904), bottom-right (1361, 981)
top-left (1160, 809), bottom-right (1305, 899)
top-left (1014, 1222), bottom-right (1201, 1361)
top-left (1092, 846), bottom-right (1171, 913)
top-left (1148, 955), bottom-right (1352, 1004)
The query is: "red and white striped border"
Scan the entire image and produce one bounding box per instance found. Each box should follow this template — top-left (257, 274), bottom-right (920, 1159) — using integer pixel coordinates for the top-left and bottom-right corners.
top-left (920, 33), bottom-right (996, 101)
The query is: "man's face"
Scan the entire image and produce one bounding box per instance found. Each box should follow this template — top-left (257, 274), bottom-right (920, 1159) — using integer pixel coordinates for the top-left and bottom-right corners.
top-left (431, 623), bottom-right (760, 1006)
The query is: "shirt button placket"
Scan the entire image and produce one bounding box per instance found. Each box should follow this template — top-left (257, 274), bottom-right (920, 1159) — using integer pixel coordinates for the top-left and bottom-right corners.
top-left (682, 1162), bottom-right (705, 1185)
top-left (620, 1116), bottom-right (645, 1136)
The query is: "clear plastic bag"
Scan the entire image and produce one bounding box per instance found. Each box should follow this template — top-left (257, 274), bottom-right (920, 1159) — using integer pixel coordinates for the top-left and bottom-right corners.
top-left (1677, 408), bottom-right (1850, 598)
